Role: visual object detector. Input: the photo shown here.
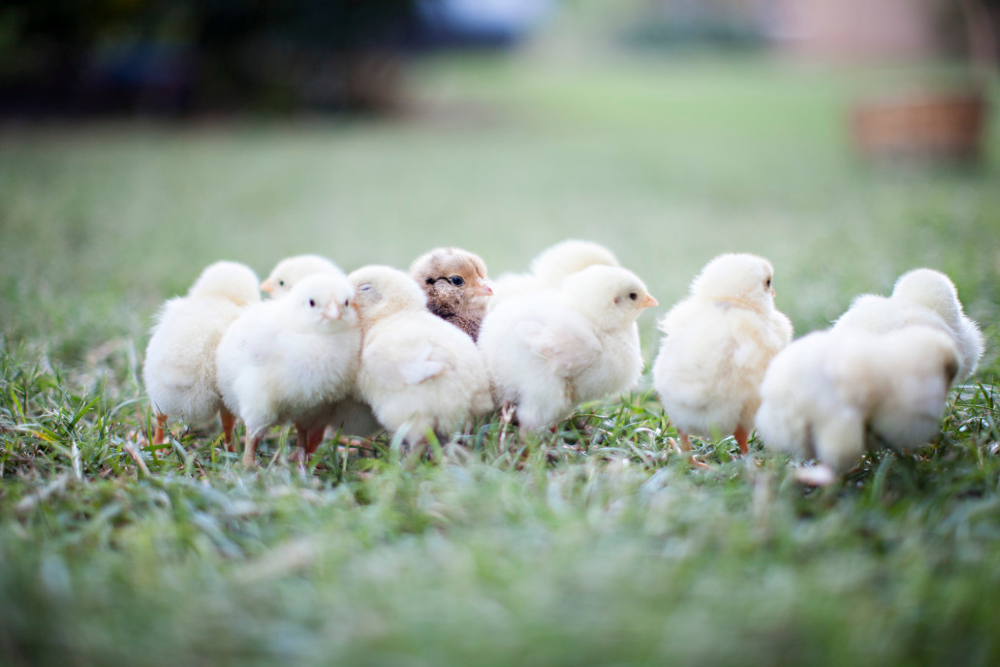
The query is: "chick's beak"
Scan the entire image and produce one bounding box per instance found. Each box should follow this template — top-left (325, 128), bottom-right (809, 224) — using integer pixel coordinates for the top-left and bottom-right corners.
top-left (321, 300), bottom-right (342, 320)
top-left (641, 294), bottom-right (659, 309)
top-left (475, 282), bottom-right (494, 297)
top-left (260, 279), bottom-right (275, 294)
top-left (770, 287), bottom-right (776, 298)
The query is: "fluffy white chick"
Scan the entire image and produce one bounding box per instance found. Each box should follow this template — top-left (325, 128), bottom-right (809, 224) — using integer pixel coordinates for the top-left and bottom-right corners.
top-left (260, 254), bottom-right (345, 298)
top-left (351, 265), bottom-right (494, 447)
top-left (756, 326), bottom-right (959, 484)
top-left (479, 265), bottom-right (657, 431)
top-left (490, 240), bottom-right (620, 308)
top-left (834, 268), bottom-right (983, 381)
top-left (653, 253), bottom-right (793, 461)
top-left (143, 261), bottom-right (261, 448)
top-left (260, 253), bottom-right (380, 437)
top-left (216, 273), bottom-right (360, 466)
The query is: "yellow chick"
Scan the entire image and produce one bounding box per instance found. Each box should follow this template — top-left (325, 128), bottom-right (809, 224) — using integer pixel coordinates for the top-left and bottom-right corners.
top-left (143, 261), bottom-right (261, 448)
top-left (350, 265), bottom-right (494, 448)
top-left (215, 273), bottom-right (361, 466)
top-left (653, 253), bottom-right (792, 461)
top-left (259, 252), bottom-right (380, 438)
top-left (756, 327), bottom-right (959, 485)
top-left (834, 268), bottom-right (984, 381)
top-left (490, 239), bottom-right (620, 307)
top-left (478, 265), bottom-right (657, 431)
top-left (409, 247), bottom-right (493, 341)
top-left (260, 254), bottom-right (345, 298)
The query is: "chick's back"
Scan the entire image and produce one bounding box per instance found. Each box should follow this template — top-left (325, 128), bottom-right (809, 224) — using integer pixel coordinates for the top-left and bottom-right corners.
top-left (144, 260), bottom-right (261, 428)
top-left (144, 295), bottom-right (247, 425)
top-left (757, 327), bottom-right (958, 473)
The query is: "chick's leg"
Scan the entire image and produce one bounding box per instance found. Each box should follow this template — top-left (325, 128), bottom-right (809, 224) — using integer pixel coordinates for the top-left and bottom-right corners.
top-left (337, 435), bottom-right (369, 449)
top-left (498, 402), bottom-right (515, 451)
top-left (290, 425), bottom-right (310, 463)
top-left (500, 402), bottom-right (515, 426)
top-left (220, 408), bottom-right (237, 451)
top-left (242, 430), bottom-right (263, 468)
top-left (152, 414), bottom-right (168, 447)
top-left (673, 431), bottom-right (710, 469)
top-left (305, 427), bottom-right (326, 455)
top-left (734, 426), bottom-right (750, 456)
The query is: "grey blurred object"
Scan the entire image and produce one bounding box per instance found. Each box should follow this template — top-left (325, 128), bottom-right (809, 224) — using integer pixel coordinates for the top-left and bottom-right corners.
top-left (414, 0), bottom-right (555, 48)
top-left (621, 0), bottom-right (771, 50)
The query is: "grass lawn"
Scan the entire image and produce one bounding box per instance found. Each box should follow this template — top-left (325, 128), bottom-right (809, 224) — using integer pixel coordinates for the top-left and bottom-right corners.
top-left (1, 48), bottom-right (999, 665)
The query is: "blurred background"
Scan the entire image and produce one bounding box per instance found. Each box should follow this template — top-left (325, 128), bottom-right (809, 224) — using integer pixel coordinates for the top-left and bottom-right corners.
top-left (1, 0), bottom-right (997, 119)
top-left (1, 0), bottom-right (998, 369)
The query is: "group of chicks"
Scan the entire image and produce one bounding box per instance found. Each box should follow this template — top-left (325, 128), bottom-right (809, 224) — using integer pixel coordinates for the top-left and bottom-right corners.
top-left (653, 255), bottom-right (983, 484)
top-left (142, 239), bottom-right (984, 483)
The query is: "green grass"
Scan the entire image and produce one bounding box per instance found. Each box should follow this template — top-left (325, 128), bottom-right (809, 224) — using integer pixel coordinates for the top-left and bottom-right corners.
top-left (1, 47), bottom-right (1000, 665)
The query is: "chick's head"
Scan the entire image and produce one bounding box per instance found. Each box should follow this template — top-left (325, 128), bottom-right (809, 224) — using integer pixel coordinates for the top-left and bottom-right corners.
top-left (410, 248), bottom-right (492, 315)
top-left (350, 265), bottom-right (427, 328)
top-left (892, 269), bottom-right (963, 324)
top-left (284, 273), bottom-right (357, 332)
top-left (530, 240), bottom-right (620, 286)
top-left (189, 261), bottom-right (261, 306)
top-left (691, 253), bottom-right (776, 312)
top-left (563, 265), bottom-right (658, 328)
top-left (261, 255), bottom-right (344, 298)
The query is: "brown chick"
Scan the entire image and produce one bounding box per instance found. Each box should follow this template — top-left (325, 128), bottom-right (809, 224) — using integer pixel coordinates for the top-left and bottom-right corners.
top-left (409, 247), bottom-right (493, 341)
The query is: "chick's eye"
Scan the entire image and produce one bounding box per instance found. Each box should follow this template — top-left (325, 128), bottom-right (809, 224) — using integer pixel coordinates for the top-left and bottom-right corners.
top-left (343, 299), bottom-right (349, 307)
top-left (279, 280), bottom-right (285, 287)
top-left (359, 283), bottom-right (372, 293)
top-left (629, 292), bottom-right (637, 301)
top-left (765, 278), bottom-right (772, 288)
top-left (309, 299), bottom-right (316, 307)
top-left (449, 276), bottom-right (464, 286)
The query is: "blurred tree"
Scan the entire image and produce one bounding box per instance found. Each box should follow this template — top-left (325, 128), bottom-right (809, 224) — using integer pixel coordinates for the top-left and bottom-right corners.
top-left (0, 0), bottom-right (417, 116)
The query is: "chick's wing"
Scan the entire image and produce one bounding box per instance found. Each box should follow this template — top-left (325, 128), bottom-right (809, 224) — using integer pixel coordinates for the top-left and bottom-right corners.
top-left (515, 316), bottom-right (600, 378)
top-left (398, 341), bottom-right (449, 385)
top-left (366, 336), bottom-right (454, 389)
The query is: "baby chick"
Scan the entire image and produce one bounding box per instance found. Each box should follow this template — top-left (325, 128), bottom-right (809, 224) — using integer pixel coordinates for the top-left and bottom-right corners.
top-left (409, 247), bottom-right (493, 341)
top-left (756, 326), bottom-right (959, 484)
top-left (834, 268), bottom-right (984, 381)
top-left (260, 254), bottom-right (345, 298)
top-left (490, 239), bottom-right (620, 306)
top-left (350, 265), bottom-right (494, 447)
top-left (478, 265), bottom-right (657, 431)
top-left (143, 261), bottom-right (261, 448)
top-left (216, 273), bottom-right (361, 466)
top-left (260, 253), bottom-right (380, 437)
top-left (652, 253), bottom-right (793, 461)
